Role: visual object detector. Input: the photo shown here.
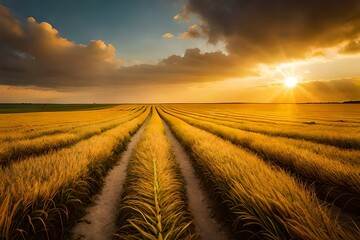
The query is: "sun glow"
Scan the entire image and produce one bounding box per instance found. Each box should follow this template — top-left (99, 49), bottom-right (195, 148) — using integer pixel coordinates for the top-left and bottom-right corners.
top-left (284, 76), bottom-right (298, 88)
top-left (273, 64), bottom-right (301, 89)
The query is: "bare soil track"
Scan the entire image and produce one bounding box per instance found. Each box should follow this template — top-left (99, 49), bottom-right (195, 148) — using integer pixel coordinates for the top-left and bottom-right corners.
top-left (163, 120), bottom-right (232, 240)
top-left (71, 117), bottom-right (150, 240)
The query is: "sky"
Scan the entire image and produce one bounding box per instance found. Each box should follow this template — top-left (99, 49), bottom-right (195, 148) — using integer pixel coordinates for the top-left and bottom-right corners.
top-left (0, 0), bottom-right (359, 103)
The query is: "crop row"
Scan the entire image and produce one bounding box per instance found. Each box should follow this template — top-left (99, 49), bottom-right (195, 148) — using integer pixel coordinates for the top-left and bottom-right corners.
top-left (167, 106), bottom-right (360, 149)
top-left (161, 107), bottom-right (360, 213)
top-left (195, 108), bottom-right (360, 126)
top-left (0, 108), bottom-right (149, 239)
top-left (0, 106), bottom-right (145, 142)
top-left (115, 108), bottom-right (195, 239)
top-left (0, 107), bottom-right (146, 166)
top-left (166, 107), bottom-right (360, 166)
top-left (0, 105), bottom-right (131, 130)
top-left (158, 108), bottom-right (358, 239)
top-left (172, 104), bottom-right (360, 125)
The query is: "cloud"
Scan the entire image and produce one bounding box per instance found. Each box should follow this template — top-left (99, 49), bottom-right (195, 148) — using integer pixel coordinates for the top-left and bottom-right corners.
top-left (162, 33), bottom-right (174, 38)
top-left (0, 5), bottom-right (23, 42)
top-left (248, 78), bottom-right (360, 102)
top-left (173, 5), bottom-right (191, 23)
top-left (0, 5), bottom-right (252, 89)
top-left (294, 78), bottom-right (360, 101)
top-left (110, 48), bottom-right (251, 85)
top-left (180, 24), bottom-right (201, 39)
top-left (0, 5), bottom-right (120, 87)
top-left (340, 40), bottom-right (360, 54)
top-left (185, 0), bottom-right (360, 64)
top-left (1, 2), bottom-right (360, 100)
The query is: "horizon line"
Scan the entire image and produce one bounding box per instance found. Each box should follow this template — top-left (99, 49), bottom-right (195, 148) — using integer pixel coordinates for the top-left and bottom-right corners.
top-left (0, 101), bottom-right (359, 105)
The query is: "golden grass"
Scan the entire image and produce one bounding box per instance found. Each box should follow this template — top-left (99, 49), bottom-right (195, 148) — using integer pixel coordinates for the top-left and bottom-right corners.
top-left (0, 107), bottom-right (149, 239)
top-left (0, 107), bottom-right (146, 166)
top-left (166, 107), bottom-right (360, 166)
top-left (167, 105), bottom-right (360, 149)
top-left (170, 103), bottom-right (360, 126)
top-left (115, 109), bottom-right (195, 240)
top-left (158, 108), bottom-right (359, 240)
top-left (0, 105), bottom-right (137, 130)
top-left (1, 103), bottom-right (359, 239)
top-left (162, 107), bottom-right (360, 200)
top-left (0, 106), bottom-right (145, 143)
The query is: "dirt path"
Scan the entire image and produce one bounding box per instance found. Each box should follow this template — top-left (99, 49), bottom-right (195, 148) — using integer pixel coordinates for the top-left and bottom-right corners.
top-left (163, 121), bottom-right (231, 240)
top-left (71, 117), bottom-right (149, 240)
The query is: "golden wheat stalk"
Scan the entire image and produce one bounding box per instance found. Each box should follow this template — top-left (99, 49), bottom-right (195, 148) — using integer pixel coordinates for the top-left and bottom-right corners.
top-left (167, 105), bottom-right (360, 149)
top-left (162, 107), bottom-right (360, 199)
top-left (159, 107), bottom-right (359, 240)
top-left (115, 108), bottom-right (196, 240)
top-left (0, 107), bottom-right (150, 239)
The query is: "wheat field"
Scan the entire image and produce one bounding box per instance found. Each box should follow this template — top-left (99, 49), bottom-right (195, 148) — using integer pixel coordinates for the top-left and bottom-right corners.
top-left (0, 104), bottom-right (359, 240)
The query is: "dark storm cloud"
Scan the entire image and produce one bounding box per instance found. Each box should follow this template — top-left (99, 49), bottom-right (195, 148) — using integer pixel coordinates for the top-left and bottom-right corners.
top-left (185, 0), bottom-right (360, 62)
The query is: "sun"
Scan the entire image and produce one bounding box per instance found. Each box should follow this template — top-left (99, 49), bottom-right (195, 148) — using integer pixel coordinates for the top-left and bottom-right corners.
top-left (284, 76), bottom-right (298, 88)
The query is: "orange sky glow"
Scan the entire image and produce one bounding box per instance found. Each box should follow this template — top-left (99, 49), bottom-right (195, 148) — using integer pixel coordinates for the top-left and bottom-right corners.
top-left (0, 1), bottom-right (360, 103)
